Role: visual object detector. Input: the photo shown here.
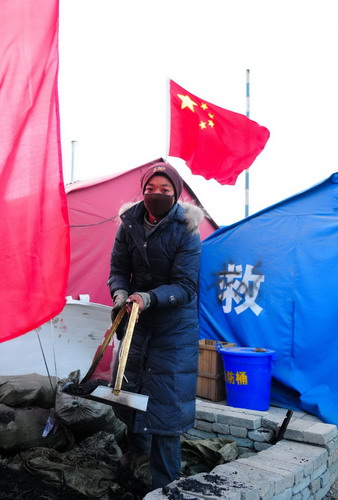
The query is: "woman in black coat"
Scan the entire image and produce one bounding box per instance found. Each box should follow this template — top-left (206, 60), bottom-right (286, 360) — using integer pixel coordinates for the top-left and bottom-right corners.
top-left (108, 162), bottom-right (204, 490)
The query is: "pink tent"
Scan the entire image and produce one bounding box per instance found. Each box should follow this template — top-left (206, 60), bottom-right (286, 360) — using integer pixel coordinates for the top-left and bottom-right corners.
top-left (66, 158), bottom-right (219, 306)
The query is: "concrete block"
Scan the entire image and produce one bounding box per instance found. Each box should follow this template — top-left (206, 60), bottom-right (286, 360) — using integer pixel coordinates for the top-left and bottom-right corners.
top-left (254, 442), bottom-right (272, 452)
top-left (238, 449), bottom-right (257, 458)
top-left (218, 462), bottom-right (279, 496)
top-left (196, 399), bottom-right (224, 410)
top-left (217, 411), bottom-right (261, 430)
top-left (228, 435), bottom-right (254, 449)
top-left (259, 440), bottom-right (328, 476)
top-left (302, 423), bottom-right (337, 445)
top-left (195, 419), bottom-right (214, 432)
top-left (195, 409), bottom-right (217, 422)
top-left (186, 427), bottom-right (217, 440)
top-left (230, 425), bottom-right (248, 438)
top-left (144, 477), bottom-right (241, 500)
top-left (212, 463), bottom-right (271, 500)
top-left (158, 470), bottom-right (257, 499)
top-left (282, 418), bottom-right (316, 442)
top-left (262, 414), bottom-right (284, 430)
top-left (325, 436), bottom-right (338, 454)
top-left (247, 455), bottom-right (304, 484)
top-left (310, 463), bottom-right (326, 482)
top-left (225, 406), bottom-right (268, 417)
top-left (236, 457), bottom-right (294, 494)
top-left (237, 447), bottom-right (254, 455)
top-left (320, 470), bottom-right (330, 488)
top-left (265, 407), bottom-right (291, 418)
top-left (196, 400), bottom-right (229, 416)
top-left (291, 410), bottom-right (307, 419)
top-left (197, 400), bottom-right (266, 417)
top-left (212, 422), bottom-right (230, 434)
top-left (328, 460), bottom-right (338, 480)
top-left (310, 477), bottom-right (321, 494)
top-left (179, 473), bottom-right (242, 499)
top-left (313, 482), bottom-right (331, 500)
top-left (183, 430), bottom-right (197, 440)
top-left (248, 428), bottom-right (274, 442)
top-left (271, 487), bottom-right (293, 500)
top-left (329, 470), bottom-right (338, 487)
top-left (238, 489), bottom-right (260, 500)
top-left (327, 447), bottom-right (338, 468)
top-left (301, 486), bottom-right (311, 499)
top-left (301, 414), bottom-right (321, 423)
top-left (292, 493), bottom-right (302, 500)
top-left (292, 475), bottom-right (310, 494)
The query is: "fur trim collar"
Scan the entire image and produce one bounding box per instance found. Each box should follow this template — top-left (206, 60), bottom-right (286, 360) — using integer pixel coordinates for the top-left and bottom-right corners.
top-left (179, 201), bottom-right (205, 233)
top-left (119, 200), bottom-right (205, 233)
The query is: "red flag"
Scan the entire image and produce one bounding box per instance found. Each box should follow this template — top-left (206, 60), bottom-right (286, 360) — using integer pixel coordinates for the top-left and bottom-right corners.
top-left (169, 80), bottom-right (270, 185)
top-left (0, 1), bottom-right (70, 342)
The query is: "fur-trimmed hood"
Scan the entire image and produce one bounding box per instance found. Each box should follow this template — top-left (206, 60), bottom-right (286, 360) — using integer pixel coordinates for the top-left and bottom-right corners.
top-left (118, 200), bottom-right (205, 233)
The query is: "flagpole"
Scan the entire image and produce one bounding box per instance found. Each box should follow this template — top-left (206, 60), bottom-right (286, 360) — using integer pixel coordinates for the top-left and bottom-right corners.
top-left (71, 140), bottom-right (78, 182)
top-left (245, 69), bottom-right (250, 217)
top-left (165, 78), bottom-right (171, 161)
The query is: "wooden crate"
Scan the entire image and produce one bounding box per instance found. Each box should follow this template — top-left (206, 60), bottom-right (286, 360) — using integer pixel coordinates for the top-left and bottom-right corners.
top-left (196, 339), bottom-right (236, 402)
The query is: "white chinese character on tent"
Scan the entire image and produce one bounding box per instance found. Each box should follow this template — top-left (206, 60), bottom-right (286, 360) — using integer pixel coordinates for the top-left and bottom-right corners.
top-left (218, 263), bottom-right (265, 316)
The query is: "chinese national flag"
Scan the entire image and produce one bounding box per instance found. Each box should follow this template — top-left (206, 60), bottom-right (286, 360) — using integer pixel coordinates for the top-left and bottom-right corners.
top-left (169, 80), bottom-right (270, 185)
top-left (0, 0), bottom-right (70, 342)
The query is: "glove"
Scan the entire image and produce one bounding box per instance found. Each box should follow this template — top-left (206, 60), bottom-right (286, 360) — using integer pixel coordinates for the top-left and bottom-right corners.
top-left (125, 292), bottom-right (149, 315)
top-left (111, 290), bottom-right (128, 340)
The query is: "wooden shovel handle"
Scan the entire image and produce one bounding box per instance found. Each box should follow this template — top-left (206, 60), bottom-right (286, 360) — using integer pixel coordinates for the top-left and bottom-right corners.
top-left (113, 302), bottom-right (139, 395)
top-left (80, 306), bottom-right (126, 384)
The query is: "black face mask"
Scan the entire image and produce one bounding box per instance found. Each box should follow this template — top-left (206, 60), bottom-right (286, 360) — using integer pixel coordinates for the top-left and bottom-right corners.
top-left (143, 194), bottom-right (175, 218)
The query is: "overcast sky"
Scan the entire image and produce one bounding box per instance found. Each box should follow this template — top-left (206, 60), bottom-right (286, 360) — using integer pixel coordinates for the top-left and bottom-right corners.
top-left (58, 0), bottom-right (338, 226)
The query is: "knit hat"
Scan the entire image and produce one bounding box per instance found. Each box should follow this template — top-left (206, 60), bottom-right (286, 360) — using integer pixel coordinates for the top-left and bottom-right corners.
top-left (141, 162), bottom-right (183, 201)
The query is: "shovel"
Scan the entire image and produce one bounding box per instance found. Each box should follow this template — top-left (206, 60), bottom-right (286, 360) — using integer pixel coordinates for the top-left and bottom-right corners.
top-left (79, 302), bottom-right (149, 412)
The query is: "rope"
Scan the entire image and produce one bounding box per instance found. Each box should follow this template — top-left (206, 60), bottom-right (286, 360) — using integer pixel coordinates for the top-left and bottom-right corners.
top-left (35, 322), bottom-right (58, 397)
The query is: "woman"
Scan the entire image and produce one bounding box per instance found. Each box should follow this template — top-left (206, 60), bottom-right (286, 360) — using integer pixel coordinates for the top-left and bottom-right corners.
top-left (108, 162), bottom-right (204, 490)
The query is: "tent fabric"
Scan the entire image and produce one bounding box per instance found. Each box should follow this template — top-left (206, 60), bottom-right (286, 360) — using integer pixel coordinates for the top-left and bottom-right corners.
top-left (199, 173), bottom-right (338, 425)
top-left (0, 1), bottom-right (70, 342)
top-left (66, 158), bottom-right (218, 306)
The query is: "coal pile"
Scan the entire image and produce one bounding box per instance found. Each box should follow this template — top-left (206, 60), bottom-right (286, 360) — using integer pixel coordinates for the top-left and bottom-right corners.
top-left (0, 461), bottom-right (149, 500)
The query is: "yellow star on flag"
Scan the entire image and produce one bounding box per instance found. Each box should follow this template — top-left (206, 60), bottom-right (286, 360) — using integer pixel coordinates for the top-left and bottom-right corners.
top-left (208, 120), bottom-right (215, 128)
top-left (177, 94), bottom-right (198, 112)
top-left (199, 121), bottom-right (207, 130)
top-left (201, 103), bottom-right (208, 110)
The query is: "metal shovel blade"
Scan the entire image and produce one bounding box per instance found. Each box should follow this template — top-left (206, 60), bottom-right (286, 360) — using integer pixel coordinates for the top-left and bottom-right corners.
top-left (87, 385), bottom-right (149, 412)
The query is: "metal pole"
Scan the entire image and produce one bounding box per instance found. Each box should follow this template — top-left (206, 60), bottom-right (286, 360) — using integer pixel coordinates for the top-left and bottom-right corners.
top-left (71, 140), bottom-right (78, 182)
top-left (245, 69), bottom-right (250, 217)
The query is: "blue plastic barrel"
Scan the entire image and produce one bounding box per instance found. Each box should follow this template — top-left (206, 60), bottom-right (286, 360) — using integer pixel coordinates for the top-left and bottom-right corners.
top-left (216, 346), bottom-right (276, 411)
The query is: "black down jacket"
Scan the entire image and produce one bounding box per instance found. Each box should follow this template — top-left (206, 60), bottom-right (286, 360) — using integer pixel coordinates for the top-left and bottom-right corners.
top-left (108, 200), bottom-right (203, 435)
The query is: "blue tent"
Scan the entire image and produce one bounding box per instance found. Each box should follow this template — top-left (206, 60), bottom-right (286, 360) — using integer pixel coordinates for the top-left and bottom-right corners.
top-left (199, 173), bottom-right (338, 425)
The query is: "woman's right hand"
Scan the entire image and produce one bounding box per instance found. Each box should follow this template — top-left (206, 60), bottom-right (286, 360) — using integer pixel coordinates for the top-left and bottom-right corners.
top-left (126, 294), bottom-right (144, 317)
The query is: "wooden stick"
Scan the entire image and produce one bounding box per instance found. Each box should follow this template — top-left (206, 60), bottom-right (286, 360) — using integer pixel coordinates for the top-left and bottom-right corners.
top-left (113, 302), bottom-right (139, 395)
